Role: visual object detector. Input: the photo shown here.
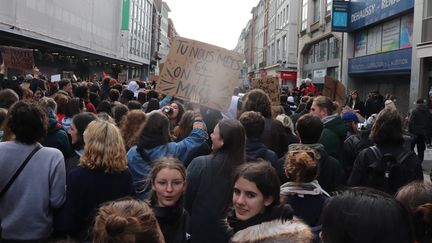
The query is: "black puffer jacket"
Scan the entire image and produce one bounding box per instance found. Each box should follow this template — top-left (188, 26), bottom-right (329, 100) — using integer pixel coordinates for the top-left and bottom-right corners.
top-left (348, 145), bottom-right (423, 194)
top-left (409, 104), bottom-right (431, 135)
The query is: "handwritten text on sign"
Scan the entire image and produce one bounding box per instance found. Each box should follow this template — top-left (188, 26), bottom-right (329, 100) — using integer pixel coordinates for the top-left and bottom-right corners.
top-left (156, 37), bottom-right (243, 111)
top-left (0, 46), bottom-right (34, 71)
top-left (251, 76), bottom-right (280, 104)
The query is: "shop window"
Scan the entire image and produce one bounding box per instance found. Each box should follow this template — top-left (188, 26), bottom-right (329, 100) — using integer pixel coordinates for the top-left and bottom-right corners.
top-left (326, 0), bottom-right (332, 16)
top-left (318, 39), bottom-right (328, 62)
top-left (354, 30), bottom-right (367, 57)
top-left (313, 0), bottom-right (320, 23)
top-left (329, 37), bottom-right (340, 59)
top-left (367, 25), bottom-right (382, 54)
top-left (301, 0), bottom-right (308, 30)
top-left (328, 67), bottom-right (339, 80)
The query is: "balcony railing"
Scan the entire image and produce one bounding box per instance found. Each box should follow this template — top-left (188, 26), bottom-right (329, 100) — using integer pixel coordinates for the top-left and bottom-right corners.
top-left (423, 17), bottom-right (432, 43)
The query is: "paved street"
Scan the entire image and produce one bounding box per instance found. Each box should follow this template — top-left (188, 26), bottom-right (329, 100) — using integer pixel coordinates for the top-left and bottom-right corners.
top-left (421, 147), bottom-right (432, 181)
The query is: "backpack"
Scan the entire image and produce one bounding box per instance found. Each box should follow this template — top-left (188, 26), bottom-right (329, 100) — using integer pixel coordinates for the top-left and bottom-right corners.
top-left (367, 145), bottom-right (413, 194)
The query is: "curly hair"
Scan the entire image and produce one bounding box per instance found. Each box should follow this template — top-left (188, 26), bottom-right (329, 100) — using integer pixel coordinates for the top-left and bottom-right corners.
top-left (285, 147), bottom-right (320, 183)
top-left (120, 110), bottom-right (146, 150)
top-left (5, 100), bottom-right (48, 144)
top-left (80, 120), bottom-right (128, 173)
top-left (93, 199), bottom-right (164, 243)
top-left (242, 89), bottom-right (272, 118)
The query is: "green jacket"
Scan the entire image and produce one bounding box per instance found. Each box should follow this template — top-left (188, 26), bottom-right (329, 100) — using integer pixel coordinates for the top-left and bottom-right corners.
top-left (320, 115), bottom-right (346, 163)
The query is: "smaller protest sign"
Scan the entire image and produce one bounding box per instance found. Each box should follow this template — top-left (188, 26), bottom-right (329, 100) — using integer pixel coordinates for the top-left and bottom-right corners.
top-left (251, 76), bottom-right (280, 104)
top-left (51, 74), bottom-right (61, 82)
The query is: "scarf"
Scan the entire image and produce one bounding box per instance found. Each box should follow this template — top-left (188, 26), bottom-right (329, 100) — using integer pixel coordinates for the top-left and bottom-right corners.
top-left (280, 180), bottom-right (330, 197)
top-left (228, 204), bottom-right (293, 233)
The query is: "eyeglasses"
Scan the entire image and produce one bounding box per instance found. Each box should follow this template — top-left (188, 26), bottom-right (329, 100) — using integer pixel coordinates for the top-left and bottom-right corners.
top-left (155, 179), bottom-right (185, 188)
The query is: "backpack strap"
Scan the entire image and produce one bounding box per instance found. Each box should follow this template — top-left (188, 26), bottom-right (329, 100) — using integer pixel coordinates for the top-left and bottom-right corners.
top-left (369, 145), bottom-right (382, 161)
top-left (396, 149), bottom-right (414, 164)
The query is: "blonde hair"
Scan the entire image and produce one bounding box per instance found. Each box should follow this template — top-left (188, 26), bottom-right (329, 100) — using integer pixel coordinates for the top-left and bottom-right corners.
top-left (285, 147), bottom-right (320, 183)
top-left (80, 120), bottom-right (128, 173)
top-left (93, 199), bottom-right (165, 243)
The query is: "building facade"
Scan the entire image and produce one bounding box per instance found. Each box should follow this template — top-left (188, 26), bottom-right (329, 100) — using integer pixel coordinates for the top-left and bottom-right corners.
top-left (236, 0), bottom-right (299, 89)
top-left (411, 0), bottom-right (432, 108)
top-left (341, 0), bottom-right (415, 114)
top-left (266, 0), bottom-right (299, 90)
top-left (298, 0), bottom-right (342, 91)
top-left (0, 0), bottom-right (155, 80)
top-left (158, 1), bottom-right (171, 63)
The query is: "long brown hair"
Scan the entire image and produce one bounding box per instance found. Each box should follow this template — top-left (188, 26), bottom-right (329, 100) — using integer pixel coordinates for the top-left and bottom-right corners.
top-left (120, 110), bottom-right (146, 150)
top-left (93, 199), bottom-right (165, 243)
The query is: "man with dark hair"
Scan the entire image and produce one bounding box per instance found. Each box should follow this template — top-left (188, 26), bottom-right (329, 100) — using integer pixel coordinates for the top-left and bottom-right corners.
top-left (278, 114), bottom-right (345, 192)
top-left (0, 88), bottom-right (19, 109)
top-left (408, 98), bottom-right (430, 162)
top-left (0, 100), bottom-right (66, 241)
top-left (239, 111), bottom-right (279, 175)
top-left (73, 85), bottom-right (96, 113)
top-left (58, 80), bottom-right (72, 96)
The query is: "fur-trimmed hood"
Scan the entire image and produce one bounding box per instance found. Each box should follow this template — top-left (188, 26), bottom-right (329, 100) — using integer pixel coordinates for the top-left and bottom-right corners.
top-left (230, 218), bottom-right (313, 243)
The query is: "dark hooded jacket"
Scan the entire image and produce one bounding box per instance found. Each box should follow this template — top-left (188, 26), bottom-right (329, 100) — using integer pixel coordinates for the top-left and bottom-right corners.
top-left (409, 104), bottom-right (431, 136)
top-left (320, 115), bottom-right (347, 163)
top-left (245, 138), bottom-right (279, 170)
top-left (41, 108), bottom-right (73, 160)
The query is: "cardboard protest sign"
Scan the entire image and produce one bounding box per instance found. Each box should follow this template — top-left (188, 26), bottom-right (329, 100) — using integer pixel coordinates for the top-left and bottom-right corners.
top-left (251, 76), bottom-right (280, 104)
top-left (62, 71), bottom-right (74, 82)
top-left (118, 72), bottom-right (126, 83)
top-left (156, 37), bottom-right (243, 111)
top-left (323, 75), bottom-right (346, 105)
top-left (0, 46), bottom-right (34, 71)
top-left (51, 74), bottom-right (61, 82)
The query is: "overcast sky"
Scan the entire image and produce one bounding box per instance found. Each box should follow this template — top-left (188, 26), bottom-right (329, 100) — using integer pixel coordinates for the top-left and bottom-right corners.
top-left (163, 0), bottom-right (259, 50)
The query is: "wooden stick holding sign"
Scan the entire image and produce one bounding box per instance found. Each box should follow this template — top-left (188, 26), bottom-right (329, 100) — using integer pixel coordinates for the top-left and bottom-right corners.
top-left (156, 37), bottom-right (243, 111)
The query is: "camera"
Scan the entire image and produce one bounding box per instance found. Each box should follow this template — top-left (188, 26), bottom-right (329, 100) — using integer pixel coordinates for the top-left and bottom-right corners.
top-left (162, 106), bottom-right (173, 115)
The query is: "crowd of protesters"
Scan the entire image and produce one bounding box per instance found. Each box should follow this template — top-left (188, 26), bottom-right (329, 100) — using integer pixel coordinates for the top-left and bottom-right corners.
top-left (1, 61), bottom-right (432, 243)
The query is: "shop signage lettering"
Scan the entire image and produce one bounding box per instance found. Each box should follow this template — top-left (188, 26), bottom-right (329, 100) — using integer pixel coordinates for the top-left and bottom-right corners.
top-left (382, 0), bottom-right (401, 9)
top-left (350, 0), bottom-right (413, 31)
top-left (351, 4), bottom-right (376, 23)
top-left (348, 48), bottom-right (411, 74)
top-left (157, 37), bottom-right (243, 111)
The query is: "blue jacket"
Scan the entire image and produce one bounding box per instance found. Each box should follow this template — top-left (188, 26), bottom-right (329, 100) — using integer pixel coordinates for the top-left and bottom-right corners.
top-left (127, 127), bottom-right (207, 199)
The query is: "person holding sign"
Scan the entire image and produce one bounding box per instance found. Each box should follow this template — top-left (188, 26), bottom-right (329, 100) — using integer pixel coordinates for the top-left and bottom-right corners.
top-left (127, 109), bottom-right (207, 199)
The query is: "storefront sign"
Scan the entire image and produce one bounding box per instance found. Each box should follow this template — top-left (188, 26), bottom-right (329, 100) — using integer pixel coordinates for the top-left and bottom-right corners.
top-left (350, 0), bottom-right (414, 31)
top-left (332, 1), bottom-right (350, 32)
top-left (313, 69), bottom-right (327, 78)
top-left (280, 71), bottom-right (297, 80)
top-left (348, 47), bottom-right (411, 74)
top-left (157, 37), bottom-right (243, 111)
